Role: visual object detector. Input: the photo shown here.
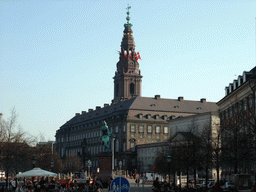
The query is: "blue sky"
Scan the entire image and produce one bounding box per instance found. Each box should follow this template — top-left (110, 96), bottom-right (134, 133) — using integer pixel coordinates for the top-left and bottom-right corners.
top-left (1, 0), bottom-right (255, 141)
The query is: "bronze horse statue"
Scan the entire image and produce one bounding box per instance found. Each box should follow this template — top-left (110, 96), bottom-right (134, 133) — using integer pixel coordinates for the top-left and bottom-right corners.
top-left (99, 121), bottom-right (115, 152)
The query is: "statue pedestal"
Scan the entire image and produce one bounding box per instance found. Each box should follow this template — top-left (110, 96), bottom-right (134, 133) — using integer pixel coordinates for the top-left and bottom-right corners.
top-left (98, 152), bottom-right (112, 182)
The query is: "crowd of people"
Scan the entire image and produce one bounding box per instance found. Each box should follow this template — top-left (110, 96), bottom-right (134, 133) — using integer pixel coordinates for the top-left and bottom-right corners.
top-left (0, 176), bottom-right (114, 192)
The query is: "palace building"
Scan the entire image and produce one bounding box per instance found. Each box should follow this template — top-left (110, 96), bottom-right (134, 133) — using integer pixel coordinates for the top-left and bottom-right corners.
top-left (55, 8), bottom-right (218, 173)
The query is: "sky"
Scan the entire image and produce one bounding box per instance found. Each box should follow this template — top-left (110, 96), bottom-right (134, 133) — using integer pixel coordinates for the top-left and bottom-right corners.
top-left (1, 0), bottom-right (256, 141)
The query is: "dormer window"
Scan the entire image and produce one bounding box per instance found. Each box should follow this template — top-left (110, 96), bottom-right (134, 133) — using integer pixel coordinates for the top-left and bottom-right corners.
top-left (147, 114), bottom-right (151, 119)
top-left (170, 115), bottom-right (175, 120)
top-left (174, 105), bottom-right (179, 108)
top-left (155, 115), bottom-right (159, 120)
top-left (163, 115), bottom-right (167, 120)
top-left (138, 114), bottom-right (143, 119)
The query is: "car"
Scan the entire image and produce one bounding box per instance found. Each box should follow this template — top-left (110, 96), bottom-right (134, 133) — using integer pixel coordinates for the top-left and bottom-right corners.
top-left (200, 180), bottom-right (215, 188)
top-left (222, 181), bottom-right (235, 191)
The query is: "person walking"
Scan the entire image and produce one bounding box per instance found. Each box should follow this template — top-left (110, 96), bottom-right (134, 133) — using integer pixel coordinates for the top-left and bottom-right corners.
top-left (153, 177), bottom-right (161, 192)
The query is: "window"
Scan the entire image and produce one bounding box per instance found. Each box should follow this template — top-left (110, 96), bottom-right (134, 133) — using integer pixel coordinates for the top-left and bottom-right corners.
top-left (148, 135), bottom-right (152, 139)
top-left (156, 126), bottom-right (160, 133)
top-left (139, 114), bottom-right (143, 119)
top-left (123, 159), bottom-right (125, 166)
top-left (244, 99), bottom-right (247, 110)
top-left (155, 115), bottom-right (159, 120)
top-left (140, 134), bottom-right (143, 138)
top-left (164, 127), bottom-right (168, 134)
top-left (130, 83), bottom-right (135, 95)
top-left (110, 127), bottom-right (113, 133)
top-left (115, 126), bottom-right (119, 133)
top-left (131, 133), bottom-right (135, 137)
top-left (139, 125), bottom-right (144, 133)
top-left (123, 125), bottom-right (126, 132)
top-left (115, 159), bottom-right (117, 166)
top-left (147, 114), bottom-right (151, 119)
top-left (123, 143), bottom-right (126, 151)
top-left (131, 141), bottom-right (135, 151)
top-left (249, 96), bottom-right (253, 107)
top-left (148, 126), bottom-right (152, 133)
top-left (115, 139), bottom-right (119, 152)
top-left (131, 125), bottom-right (135, 132)
top-left (163, 115), bottom-right (167, 120)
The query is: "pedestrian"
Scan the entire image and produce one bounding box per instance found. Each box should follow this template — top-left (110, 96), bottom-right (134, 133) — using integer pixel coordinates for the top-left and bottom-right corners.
top-left (108, 178), bottom-right (113, 192)
top-left (153, 177), bottom-right (161, 192)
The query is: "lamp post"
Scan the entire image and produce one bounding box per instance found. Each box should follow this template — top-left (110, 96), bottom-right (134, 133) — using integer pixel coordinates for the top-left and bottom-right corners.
top-left (119, 161), bottom-right (122, 192)
top-left (167, 155), bottom-right (171, 184)
top-left (119, 161), bottom-right (122, 176)
top-left (32, 155), bottom-right (36, 168)
top-left (87, 160), bottom-right (92, 179)
top-left (51, 160), bottom-right (54, 172)
top-left (112, 138), bottom-right (115, 178)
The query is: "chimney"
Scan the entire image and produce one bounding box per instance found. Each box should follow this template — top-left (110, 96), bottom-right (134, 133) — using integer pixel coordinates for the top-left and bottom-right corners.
top-left (178, 96), bottom-right (184, 101)
top-left (154, 95), bottom-right (161, 100)
top-left (88, 109), bottom-right (93, 112)
top-left (96, 106), bottom-right (101, 110)
top-left (104, 104), bottom-right (109, 108)
top-left (81, 111), bottom-right (86, 114)
top-left (200, 98), bottom-right (206, 103)
top-left (75, 113), bottom-right (80, 116)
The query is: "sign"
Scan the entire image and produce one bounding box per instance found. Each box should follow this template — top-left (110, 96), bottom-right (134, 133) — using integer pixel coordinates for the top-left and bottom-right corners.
top-left (110, 177), bottom-right (130, 192)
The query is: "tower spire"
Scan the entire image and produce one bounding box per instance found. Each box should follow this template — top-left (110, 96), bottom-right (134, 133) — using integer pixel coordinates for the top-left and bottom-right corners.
top-left (113, 5), bottom-right (143, 104)
top-left (124, 4), bottom-right (133, 29)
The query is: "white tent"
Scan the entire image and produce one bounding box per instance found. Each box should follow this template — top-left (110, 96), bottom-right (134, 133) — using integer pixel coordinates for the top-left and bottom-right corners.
top-left (15, 167), bottom-right (57, 178)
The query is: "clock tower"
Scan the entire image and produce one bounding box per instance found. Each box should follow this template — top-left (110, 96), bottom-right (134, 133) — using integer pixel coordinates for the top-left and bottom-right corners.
top-left (113, 6), bottom-right (142, 104)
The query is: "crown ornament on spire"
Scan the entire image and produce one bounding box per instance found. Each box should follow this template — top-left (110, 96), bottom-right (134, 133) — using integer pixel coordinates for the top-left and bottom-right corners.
top-left (124, 4), bottom-right (133, 29)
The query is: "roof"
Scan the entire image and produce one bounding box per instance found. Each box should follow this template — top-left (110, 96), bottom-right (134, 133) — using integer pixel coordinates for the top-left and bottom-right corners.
top-left (168, 131), bottom-right (201, 142)
top-left (59, 96), bottom-right (218, 128)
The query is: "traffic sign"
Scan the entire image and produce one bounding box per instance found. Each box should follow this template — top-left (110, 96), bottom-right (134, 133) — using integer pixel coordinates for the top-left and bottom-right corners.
top-left (110, 177), bottom-right (130, 192)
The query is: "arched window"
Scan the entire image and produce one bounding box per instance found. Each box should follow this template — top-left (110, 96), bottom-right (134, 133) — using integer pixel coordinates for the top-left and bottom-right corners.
top-left (130, 83), bottom-right (135, 95)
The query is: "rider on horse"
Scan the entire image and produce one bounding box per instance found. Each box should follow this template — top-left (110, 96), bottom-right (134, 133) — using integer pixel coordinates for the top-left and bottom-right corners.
top-left (99, 121), bottom-right (115, 152)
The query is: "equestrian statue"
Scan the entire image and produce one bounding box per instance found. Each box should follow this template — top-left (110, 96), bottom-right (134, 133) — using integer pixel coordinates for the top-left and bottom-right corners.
top-left (99, 121), bottom-right (115, 152)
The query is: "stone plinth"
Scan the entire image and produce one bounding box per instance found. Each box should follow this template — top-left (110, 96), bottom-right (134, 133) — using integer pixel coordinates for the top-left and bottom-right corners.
top-left (98, 152), bottom-right (112, 182)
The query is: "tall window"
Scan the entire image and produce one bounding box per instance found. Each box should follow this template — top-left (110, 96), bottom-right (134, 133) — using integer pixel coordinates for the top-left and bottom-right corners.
top-left (131, 125), bottom-right (135, 132)
top-left (115, 139), bottom-right (119, 152)
top-left (139, 125), bottom-right (144, 133)
top-left (123, 143), bottom-right (126, 151)
top-left (115, 126), bottom-right (119, 133)
top-left (130, 83), bottom-right (135, 95)
top-left (131, 141), bottom-right (135, 151)
top-left (164, 127), bottom-right (168, 134)
top-left (123, 125), bottom-right (126, 132)
top-left (156, 126), bottom-right (160, 133)
top-left (148, 126), bottom-right (152, 133)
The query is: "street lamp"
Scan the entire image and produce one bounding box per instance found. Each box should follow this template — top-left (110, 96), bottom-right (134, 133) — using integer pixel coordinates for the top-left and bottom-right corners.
top-left (167, 155), bottom-right (171, 184)
top-left (51, 160), bottom-right (54, 172)
top-left (87, 160), bottom-right (92, 179)
top-left (32, 155), bottom-right (36, 168)
top-left (119, 161), bottom-right (122, 176)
